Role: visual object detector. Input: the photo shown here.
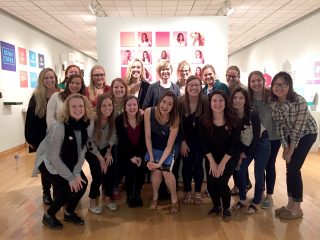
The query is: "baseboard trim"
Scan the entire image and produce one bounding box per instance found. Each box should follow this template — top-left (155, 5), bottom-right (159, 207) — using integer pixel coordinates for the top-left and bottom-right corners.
top-left (0, 144), bottom-right (26, 159)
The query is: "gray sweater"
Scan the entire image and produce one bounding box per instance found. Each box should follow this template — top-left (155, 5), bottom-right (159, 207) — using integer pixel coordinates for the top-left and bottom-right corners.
top-left (32, 120), bottom-right (94, 182)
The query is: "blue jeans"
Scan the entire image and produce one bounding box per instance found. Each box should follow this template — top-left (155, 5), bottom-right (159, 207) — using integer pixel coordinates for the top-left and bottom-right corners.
top-left (265, 140), bottom-right (281, 195)
top-left (287, 133), bottom-right (317, 202)
top-left (237, 136), bottom-right (271, 204)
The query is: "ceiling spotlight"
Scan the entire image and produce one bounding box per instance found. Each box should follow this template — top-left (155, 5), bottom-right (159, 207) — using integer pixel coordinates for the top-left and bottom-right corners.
top-left (89, 0), bottom-right (106, 16)
top-left (218, 0), bottom-right (234, 16)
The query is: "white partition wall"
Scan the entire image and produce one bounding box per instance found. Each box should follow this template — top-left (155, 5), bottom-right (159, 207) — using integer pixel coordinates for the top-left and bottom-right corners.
top-left (97, 16), bottom-right (228, 84)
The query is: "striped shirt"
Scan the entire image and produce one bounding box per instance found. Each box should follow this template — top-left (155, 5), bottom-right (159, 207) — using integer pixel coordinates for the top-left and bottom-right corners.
top-left (270, 94), bottom-right (317, 148)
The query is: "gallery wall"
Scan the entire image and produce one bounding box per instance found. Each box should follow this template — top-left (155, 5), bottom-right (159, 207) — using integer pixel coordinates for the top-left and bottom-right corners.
top-left (228, 11), bottom-right (320, 110)
top-left (0, 12), bottom-right (97, 152)
top-left (97, 16), bottom-right (228, 84)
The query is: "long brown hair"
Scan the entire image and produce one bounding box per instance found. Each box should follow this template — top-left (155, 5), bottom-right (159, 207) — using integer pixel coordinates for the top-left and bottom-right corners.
top-left (155, 91), bottom-right (179, 128)
top-left (202, 90), bottom-right (239, 134)
top-left (247, 71), bottom-right (270, 104)
top-left (122, 96), bottom-right (143, 128)
top-left (93, 94), bottom-right (115, 143)
top-left (60, 74), bottom-right (86, 102)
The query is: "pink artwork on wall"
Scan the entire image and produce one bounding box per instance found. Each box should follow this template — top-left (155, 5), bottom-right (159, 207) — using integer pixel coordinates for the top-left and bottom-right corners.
top-left (156, 32), bottom-right (170, 47)
top-left (120, 32), bottom-right (135, 47)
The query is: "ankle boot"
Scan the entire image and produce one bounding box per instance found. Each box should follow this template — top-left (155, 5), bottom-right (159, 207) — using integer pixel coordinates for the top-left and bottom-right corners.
top-left (43, 192), bottom-right (53, 205)
top-left (127, 193), bottom-right (135, 208)
top-left (134, 192), bottom-right (143, 207)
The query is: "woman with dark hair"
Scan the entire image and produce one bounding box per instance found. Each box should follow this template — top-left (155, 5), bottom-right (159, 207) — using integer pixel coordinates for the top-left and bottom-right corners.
top-left (178, 75), bottom-right (208, 205)
top-left (200, 90), bottom-right (240, 222)
top-left (25, 68), bottom-right (60, 204)
top-left (115, 96), bottom-right (146, 208)
top-left (86, 94), bottom-right (117, 213)
top-left (247, 71), bottom-right (281, 211)
top-left (32, 93), bottom-right (94, 230)
top-left (47, 74), bottom-right (86, 127)
top-left (231, 87), bottom-right (261, 214)
top-left (58, 64), bottom-right (81, 89)
top-left (125, 59), bottom-right (150, 108)
top-left (144, 91), bottom-right (180, 213)
top-left (139, 32), bottom-right (151, 47)
top-left (270, 71), bottom-right (317, 219)
top-left (176, 33), bottom-right (186, 46)
top-left (142, 51), bottom-right (151, 64)
top-left (85, 65), bottom-right (111, 107)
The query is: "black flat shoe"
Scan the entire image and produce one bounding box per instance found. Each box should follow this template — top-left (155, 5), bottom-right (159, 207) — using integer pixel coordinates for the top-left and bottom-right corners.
top-left (64, 213), bottom-right (85, 225)
top-left (42, 214), bottom-right (63, 230)
top-left (43, 193), bottom-right (53, 205)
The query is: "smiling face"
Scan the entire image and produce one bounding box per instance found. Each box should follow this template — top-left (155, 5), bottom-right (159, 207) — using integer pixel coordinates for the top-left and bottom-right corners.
top-left (187, 79), bottom-right (201, 97)
top-left (69, 77), bottom-right (82, 94)
top-left (43, 70), bottom-right (56, 89)
top-left (125, 98), bottom-right (139, 117)
top-left (211, 93), bottom-right (225, 114)
top-left (69, 97), bottom-right (85, 120)
top-left (100, 97), bottom-right (113, 118)
top-left (159, 96), bottom-right (174, 115)
top-left (178, 65), bottom-right (190, 81)
top-left (112, 80), bottom-right (126, 98)
top-left (160, 66), bottom-right (171, 83)
top-left (131, 61), bottom-right (142, 79)
top-left (272, 77), bottom-right (289, 101)
top-left (92, 68), bottom-right (105, 88)
top-left (249, 74), bottom-right (264, 94)
top-left (226, 69), bottom-right (240, 89)
top-left (67, 66), bottom-right (80, 77)
top-left (202, 68), bottom-right (215, 87)
top-left (232, 91), bottom-right (245, 111)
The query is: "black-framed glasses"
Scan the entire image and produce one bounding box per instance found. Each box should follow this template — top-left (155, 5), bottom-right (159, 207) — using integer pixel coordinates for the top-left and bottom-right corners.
top-left (226, 75), bottom-right (238, 79)
top-left (273, 83), bottom-right (288, 89)
top-left (93, 73), bottom-right (105, 78)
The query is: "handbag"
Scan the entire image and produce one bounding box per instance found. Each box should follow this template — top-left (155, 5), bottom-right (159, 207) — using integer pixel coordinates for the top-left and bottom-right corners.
top-left (241, 110), bottom-right (253, 146)
top-left (145, 149), bottom-right (175, 172)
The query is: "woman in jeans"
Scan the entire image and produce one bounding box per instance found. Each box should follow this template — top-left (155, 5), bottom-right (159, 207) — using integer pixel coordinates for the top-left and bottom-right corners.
top-left (270, 71), bottom-right (317, 219)
top-left (247, 71), bottom-right (280, 212)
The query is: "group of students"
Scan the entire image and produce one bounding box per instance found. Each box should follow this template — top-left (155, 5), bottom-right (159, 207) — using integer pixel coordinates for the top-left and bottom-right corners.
top-left (25, 58), bottom-right (317, 230)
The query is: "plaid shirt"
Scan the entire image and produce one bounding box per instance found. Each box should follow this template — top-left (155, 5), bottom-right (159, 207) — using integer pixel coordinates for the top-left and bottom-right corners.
top-left (270, 94), bottom-right (317, 148)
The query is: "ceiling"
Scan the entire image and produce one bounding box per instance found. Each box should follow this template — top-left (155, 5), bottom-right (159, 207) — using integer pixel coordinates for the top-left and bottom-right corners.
top-left (1, 0), bottom-right (319, 60)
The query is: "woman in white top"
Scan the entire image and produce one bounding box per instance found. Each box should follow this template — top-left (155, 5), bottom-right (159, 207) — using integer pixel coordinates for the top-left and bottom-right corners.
top-left (46, 74), bottom-right (86, 127)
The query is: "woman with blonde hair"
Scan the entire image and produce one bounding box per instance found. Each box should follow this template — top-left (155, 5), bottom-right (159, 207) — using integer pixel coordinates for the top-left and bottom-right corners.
top-left (85, 65), bottom-right (111, 107)
top-left (125, 59), bottom-right (150, 108)
top-left (32, 93), bottom-right (94, 230)
top-left (25, 68), bottom-right (60, 204)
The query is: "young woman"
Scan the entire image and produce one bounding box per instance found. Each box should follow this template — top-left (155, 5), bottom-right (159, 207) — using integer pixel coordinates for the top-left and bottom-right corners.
top-left (110, 78), bottom-right (129, 201)
top-left (58, 64), bottom-right (81, 89)
top-left (139, 32), bottom-right (151, 47)
top-left (47, 74), bottom-right (86, 127)
top-left (86, 94), bottom-right (117, 213)
top-left (85, 65), bottom-right (111, 107)
top-left (200, 90), bottom-right (240, 222)
top-left (194, 50), bottom-right (204, 64)
top-left (176, 33), bottom-right (186, 46)
top-left (32, 93), bottom-right (94, 230)
top-left (176, 60), bottom-right (191, 96)
top-left (142, 60), bottom-right (180, 109)
top-left (25, 68), bottom-right (60, 205)
top-left (270, 71), bottom-right (317, 219)
top-left (248, 71), bottom-right (281, 211)
top-left (231, 88), bottom-right (261, 214)
top-left (142, 51), bottom-right (151, 64)
top-left (178, 75), bottom-right (208, 205)
top-left (116, 96), bottom-right (146, 208)
top-left (144, 91), bottom-right (180, 214)
top-left (125, 59), bottom-right (150, 108)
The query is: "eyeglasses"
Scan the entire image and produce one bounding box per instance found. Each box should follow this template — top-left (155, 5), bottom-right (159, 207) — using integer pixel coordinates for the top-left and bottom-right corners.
top-left (226, 75), bottom-right (238, 79)
top-left (188, 84), bottom-right (201, 88)
top-left (93, 73), bottom-right (105, 78)
top-left (273, 83), bottom-right (288, 89)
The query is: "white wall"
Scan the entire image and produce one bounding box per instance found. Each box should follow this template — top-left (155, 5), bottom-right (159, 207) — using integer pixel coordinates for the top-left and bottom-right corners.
top-left (0, 12), bottom-right (97, 152)
top-left (229, 11), bottom-right (320, 109)
top-left (97, 16), bottom-right (228, 84)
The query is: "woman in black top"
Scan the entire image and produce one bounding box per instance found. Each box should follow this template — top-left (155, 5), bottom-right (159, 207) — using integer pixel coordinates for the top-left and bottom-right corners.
top-left (116, 96), bottom-right (146, 208)
top-left (25, 68), bottom-right (59, 204)
top-left (201, 90), bottom-right (240, 222)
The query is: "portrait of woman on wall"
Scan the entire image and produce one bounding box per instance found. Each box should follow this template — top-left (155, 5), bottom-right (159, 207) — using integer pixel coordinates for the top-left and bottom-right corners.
top-left (190, 32), bottom-right (205, 46)
top-left (175, 32), bottom-right (187, 47)
top-left (138, 32), bottom-right (152, 47)
top-left (141, 50), bottom-right (152, 65)
top-left (193, 50), bottom-right (204, 64)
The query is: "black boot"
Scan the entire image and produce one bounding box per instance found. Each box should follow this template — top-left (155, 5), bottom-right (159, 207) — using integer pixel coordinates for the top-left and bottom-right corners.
top-left (43, 191), bottom-right (53, 205)
top-left (127, 192), bottom-right (135, 208)
top-left (134, 192), bottom-right (143, 207)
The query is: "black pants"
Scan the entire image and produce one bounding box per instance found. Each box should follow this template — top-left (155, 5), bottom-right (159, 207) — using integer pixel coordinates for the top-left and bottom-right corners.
top-left (125, 161), bottom-right (145, 196)
top-left (205, 159), bottom-right (236, 210)
top-left (86, 147), bottom-right (115, 198)
top-left (38, 162), bottom-right (87, 217)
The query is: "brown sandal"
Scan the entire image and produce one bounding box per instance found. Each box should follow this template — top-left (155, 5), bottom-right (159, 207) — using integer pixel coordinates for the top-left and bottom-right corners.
top-left (194, 192), bottom-right (203, 205)
top-left (183, 192), bottom-right (192, 205)
top-left (150, 200), bottom-right (158, 210)
top-left (171, 201), bottom-right (179, 214)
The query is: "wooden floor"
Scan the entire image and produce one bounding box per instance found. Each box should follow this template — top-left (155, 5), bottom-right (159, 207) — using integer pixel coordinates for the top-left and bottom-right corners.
top-left (0, 147), bottom-right (319, 240)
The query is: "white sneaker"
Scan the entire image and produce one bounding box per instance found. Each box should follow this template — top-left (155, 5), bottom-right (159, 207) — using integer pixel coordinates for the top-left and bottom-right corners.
top-left (106, 202), bottom-right (117, 211)
top-left (88, 206), bottom-right (102, 214)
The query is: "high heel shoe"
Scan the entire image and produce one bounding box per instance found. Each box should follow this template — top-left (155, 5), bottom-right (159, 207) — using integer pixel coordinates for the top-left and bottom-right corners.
top-left (150, 200), bottom-right (158, 210)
